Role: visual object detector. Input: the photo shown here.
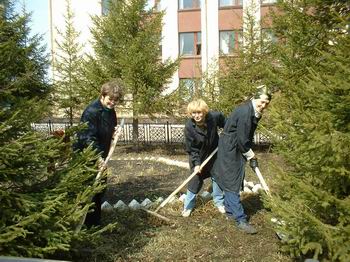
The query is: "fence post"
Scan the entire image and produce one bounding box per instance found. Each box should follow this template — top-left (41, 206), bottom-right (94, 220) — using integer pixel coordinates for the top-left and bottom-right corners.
top-left (48, 119), bottom-right (52, 134)
top-left (166, 121), bottom-right (170, 144)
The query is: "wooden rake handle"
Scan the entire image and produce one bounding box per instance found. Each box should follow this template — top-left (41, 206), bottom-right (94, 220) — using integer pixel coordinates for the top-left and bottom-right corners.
top-left (154, 147), bottom-right (218, 213)
top-left (96, 119), bottom-right (125, 180)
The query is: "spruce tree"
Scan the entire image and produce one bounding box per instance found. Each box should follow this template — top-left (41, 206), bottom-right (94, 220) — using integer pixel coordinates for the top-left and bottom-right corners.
top-left (88, 0), bottom-right (178, 142)
top-left (211, 1), bottom-right (279, 115)
top-left (53, 0), bottom-right (85, 126)
top-left (0, 1), bottom-right (109, 258)
top-left (266, 1), bottom-right (350, 260)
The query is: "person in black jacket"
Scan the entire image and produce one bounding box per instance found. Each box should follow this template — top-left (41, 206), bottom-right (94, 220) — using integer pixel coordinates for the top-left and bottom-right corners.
top-left (74, 79), bottom-right (124, 226)
top-left (182, 99), bottom-right (226, 217)
top-left (212, 85), bottom-right (272, 234)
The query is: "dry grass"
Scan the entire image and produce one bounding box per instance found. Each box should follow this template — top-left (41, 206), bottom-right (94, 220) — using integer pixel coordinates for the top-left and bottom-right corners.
top-left (73, 144), bottom-right (292, 262)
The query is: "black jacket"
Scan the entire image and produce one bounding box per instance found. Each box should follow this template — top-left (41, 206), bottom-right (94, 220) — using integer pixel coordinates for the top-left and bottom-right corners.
top-left (212, 101), bottom-right (260, 193)
top-left (184, 111), bottom-right (226, 173)
top-left (74, 99), bottom-right (117, 158)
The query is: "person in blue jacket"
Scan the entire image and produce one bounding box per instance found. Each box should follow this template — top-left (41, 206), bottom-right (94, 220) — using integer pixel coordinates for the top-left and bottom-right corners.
top-left (74, 79), bottom-right (124, 226)
top-left (182, 99), bottom-right (226, 217)
top-left (212, 85), bottom-right (272, 234)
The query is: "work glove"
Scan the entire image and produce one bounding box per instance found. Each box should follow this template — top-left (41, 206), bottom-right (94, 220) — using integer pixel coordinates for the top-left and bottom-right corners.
top-left (249, 158), bottom-right (259, 170)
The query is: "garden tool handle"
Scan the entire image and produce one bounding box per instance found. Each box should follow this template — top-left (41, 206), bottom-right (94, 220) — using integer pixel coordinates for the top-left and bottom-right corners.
top-left (96, 119), bottom-right (125, 180)
top-left (154, 147), bottom-right (218, 213)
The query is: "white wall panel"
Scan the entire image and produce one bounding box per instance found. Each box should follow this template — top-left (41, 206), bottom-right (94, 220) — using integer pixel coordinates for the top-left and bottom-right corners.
top-left (201, 0), bottom-right (219, 74)
top-left (160, 0), bottom-right (179, 94)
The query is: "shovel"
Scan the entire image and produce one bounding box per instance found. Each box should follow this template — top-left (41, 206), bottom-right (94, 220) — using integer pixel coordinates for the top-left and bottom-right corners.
top-left (253, 166), bottom-right (271, 196)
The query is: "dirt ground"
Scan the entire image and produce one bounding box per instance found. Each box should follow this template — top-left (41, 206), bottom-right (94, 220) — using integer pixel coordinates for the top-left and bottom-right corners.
top-left (75, 144), bottom-right (292, 262)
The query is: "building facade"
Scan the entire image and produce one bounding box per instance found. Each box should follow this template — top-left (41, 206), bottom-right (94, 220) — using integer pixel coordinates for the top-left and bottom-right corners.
top-left (49, 0), bottom-right (276, 94)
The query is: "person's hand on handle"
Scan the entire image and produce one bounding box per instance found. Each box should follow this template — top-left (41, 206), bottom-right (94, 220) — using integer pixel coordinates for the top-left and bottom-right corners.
top-left (249, 157), bottom-right (259, 170)
top-left (194, 165), bottom-right (201, 175)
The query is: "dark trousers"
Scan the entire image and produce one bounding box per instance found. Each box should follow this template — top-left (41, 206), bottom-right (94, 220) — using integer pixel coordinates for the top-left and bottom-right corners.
top-left (84, 160), bottom-right (108, 227)
top-left (224, 191), bottom-right (247, 223)
top-left (85, 191), bottom-right (103, 227)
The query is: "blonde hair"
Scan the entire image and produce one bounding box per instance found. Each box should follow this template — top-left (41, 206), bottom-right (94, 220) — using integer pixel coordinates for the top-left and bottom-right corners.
top-left (186, 99), bottom-right (209, 117)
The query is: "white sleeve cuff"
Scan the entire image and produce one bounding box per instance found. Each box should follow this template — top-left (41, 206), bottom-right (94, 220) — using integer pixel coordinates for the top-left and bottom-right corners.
top-left (243, 149), bottom-right (255, 160)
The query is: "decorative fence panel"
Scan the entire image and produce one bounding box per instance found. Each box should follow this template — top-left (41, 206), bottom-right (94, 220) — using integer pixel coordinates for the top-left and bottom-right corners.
top-left (31, 121), bottom-right (272, 145)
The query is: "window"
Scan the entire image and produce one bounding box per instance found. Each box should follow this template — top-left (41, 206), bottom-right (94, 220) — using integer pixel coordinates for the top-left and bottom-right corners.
top-left (219, 31), bottom-right (235, 54)
top-left (145, 0), bottom-right (155, 11)
top-left (102, 0), bottom-right (109, 15)
top-left (219, 30), bottom-right (243, 54)
top-left (179, 78), bottom-right (201, 101)
top-left (237, 30), bottom-right (243, 48)
top-left (179, 0), bottom-right (201, 10)
top-left (179, 32), bottom-right (201, 56)
top-left (219, 0), bottom-right (243, 7)
top-left (261, 29), bottom-right (277, 43)
top-left (145, 0), bottom-right (161, 11)
top-left (158, 44), bottom-right (162, 58)
top-left (180, 79), bottom-right (195, 98)
top-left (261, 0), bottom-right (277, 4)
top-left (196, 32), bottom-right (201, 55)
top-left (155, 0), bottom-right (161, 11)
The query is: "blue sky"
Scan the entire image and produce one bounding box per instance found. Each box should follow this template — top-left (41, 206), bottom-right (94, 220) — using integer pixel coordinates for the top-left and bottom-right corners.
top-left (15, 0), bottom-right (50, 49)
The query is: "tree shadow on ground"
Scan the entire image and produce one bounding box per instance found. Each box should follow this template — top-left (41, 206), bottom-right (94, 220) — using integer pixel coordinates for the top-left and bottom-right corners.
top-left (104, 159), bottom-right (189, 205)
top-left (104, 172), bottom-right (188, 205)
top-left (71, 149), bottom-right (292, 262)
top-left (71, 208), bottom-right (168, 262)
top-left (241, 193), bottom-right (265, 220)
top-left (116, 143), bottom-right (186, 156)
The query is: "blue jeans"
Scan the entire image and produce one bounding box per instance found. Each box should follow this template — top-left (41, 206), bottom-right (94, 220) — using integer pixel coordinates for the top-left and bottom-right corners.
top-left (184, 177), bottom-right (225, 210)
top-left (224, 191), bottom-right (247, 223)
top-left (211, 177), bottom-right (224, 207)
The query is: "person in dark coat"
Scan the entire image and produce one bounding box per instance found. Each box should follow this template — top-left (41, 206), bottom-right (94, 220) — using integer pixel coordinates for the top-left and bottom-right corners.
top-left (212, 85), bottom-right (272, 234)
top-left (182, 99), bottom-right (226, 217)
top-left (74, 79), bottom-right (124, 226)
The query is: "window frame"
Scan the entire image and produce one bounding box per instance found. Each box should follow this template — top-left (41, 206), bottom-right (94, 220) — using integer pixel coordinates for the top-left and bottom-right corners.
top-left (218, 0), bottom-right (243, 8)
top-left (179, 32), bottom-right (202, 57)
top-left (179, 78), bottom-right (201, 101)
top-left (178, 0), bottom-right (201, 10)
top-left (260, 0), bottom-right (277, 5)
top-left (101, 0), bottom-right (109, 16)
top-left (261, 28), bottom-right (278, 43)
top-left (219, 30), bottom-right (235, 55)
top-left (219, 30), bottom-right (244, 55)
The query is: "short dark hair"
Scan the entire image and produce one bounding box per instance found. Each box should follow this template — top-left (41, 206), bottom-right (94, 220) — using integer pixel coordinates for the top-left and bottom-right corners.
top-left (254, 85), bottom-right (272, 101)
top-left (100, 79), bottom-right (124, 102)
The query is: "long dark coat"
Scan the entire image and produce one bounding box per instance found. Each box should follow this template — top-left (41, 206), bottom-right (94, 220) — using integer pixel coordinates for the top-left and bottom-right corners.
top-left (74, 99), bottom-right (117, 159)
top-left (212, 101), bottom-right (260, 193)
top-left (184, 111), bottom-right (226, 193)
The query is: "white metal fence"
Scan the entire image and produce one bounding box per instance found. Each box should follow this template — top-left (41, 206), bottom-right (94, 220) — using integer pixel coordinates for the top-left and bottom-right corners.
top-left (31, 121), bottom-right (272, 145)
